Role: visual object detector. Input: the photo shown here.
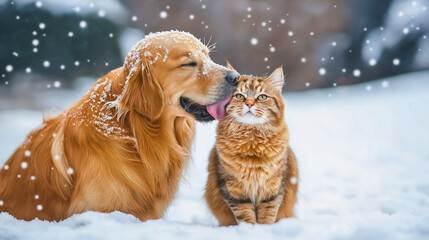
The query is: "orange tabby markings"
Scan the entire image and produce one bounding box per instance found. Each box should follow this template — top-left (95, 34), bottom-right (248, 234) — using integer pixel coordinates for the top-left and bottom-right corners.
top-left (205, 67), bottom-right (299, 226)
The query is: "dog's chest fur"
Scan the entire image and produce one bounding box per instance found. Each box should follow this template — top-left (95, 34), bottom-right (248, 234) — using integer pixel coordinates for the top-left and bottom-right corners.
top-left (65, 90), bottom-right (196, 219)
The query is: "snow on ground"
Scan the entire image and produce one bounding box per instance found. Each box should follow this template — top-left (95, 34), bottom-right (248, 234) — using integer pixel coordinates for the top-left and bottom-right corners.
top-left (1, 71), bottom-right (429, 239)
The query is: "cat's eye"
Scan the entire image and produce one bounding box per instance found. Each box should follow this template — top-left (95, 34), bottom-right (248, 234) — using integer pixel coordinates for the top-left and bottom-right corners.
top-left (235, 94), bottom-right (246, 100)
top-left (257, 94), bottom-right (268, 101)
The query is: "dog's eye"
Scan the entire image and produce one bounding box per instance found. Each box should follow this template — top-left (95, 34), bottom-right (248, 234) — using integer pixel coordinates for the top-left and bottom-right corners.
top-left (235, 94), bottom-right (246, 100)
top-left (181, 62), bottom-right (198, 67)
top-left (257, 94), bottom-right (268, 101)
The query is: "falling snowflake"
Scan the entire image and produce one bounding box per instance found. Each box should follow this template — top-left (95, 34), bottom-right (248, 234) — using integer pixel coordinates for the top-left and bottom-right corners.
top-left (35, 1), bottom-right (42, 8)
top-left (67, 168), bottom-right (74, 175)
top-left (403, 28), bottom-right (409, 34)
top-left (0, 200), bottom-right (3, 206)
top-left (74, 61), bottom-right (80, 66)
top-left (280, 19), bottom-right (285, 24)
top-left (381, 81), bottom-right (389, 88)
top-left (250, 38), bottom-right (258, 45)
top-left (369, 59), bottom-right (377, 66)
top-left (54, 81), bottom-right (61, 88)
top-left (98, 10), bottom-right (106, 17)
top-left (80, 21), bottom-right (87, 28)
top-left (290, 176), bottom-right (298, 184)
top-left (160, 11), bottom-right (167, 19)
top-left (39, 23), bottom-right (45, 29)
top-left (34, 195), bottom-right (39, 199)
top-left (366, 85), bottom-right (372, 91)
top-left (301, 58), bottom-right (306, 63)
top-left (5, 65), bottom-right (13, 72)
top-left (353, 69), bottom-right (361, 77)
top-left (68, 32), bottom-right (74, 37)
top-left (30, 176), bottom-right (36, 181)
top-left (43, 61), bottom-right (50, 68)
top-left (32, 39), bottom-right (39, 46)
top-left (132, 16), bottom-right (138, 21)
top-left (189, 14), bottom-right (195, 20)
top-left (270, 47), bottom-right (276, 52)
top-left (288, 31), bottom-right (294, 37)
top-left (24, 150), bottom-right (31, 157)
top-left (36, 204), bottom-right (43, 211)
top-left (319, 68), bottom-right (326, 75)
top-left (25, 67), bottom-right (31, 73)
top-left (393, 59), bottom-right (400, 65)
top-left (21, 161), bottom-right (28, 169)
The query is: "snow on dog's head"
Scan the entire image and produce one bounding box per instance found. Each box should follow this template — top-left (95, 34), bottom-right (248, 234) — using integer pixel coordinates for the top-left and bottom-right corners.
top-left (117, 31), bottom-right (239, 121)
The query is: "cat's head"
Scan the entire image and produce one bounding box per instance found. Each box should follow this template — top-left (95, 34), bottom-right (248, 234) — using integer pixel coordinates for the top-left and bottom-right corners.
top-left (224, 67), bottom-right (285, 125)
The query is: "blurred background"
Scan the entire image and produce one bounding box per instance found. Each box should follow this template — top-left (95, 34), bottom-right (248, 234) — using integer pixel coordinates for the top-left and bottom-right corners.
top-left (0, 0), bottom-right (428, 110)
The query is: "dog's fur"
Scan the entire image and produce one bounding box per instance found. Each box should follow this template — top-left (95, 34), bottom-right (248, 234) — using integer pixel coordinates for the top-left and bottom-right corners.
top-left (0, 31), bottom-right (238, 221)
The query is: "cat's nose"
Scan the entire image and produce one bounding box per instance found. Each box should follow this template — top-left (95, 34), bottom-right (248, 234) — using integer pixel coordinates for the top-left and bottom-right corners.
top-left (246, 100), bottom-right (254, 108)
top-left (225, 71), bottom-right (239, 85)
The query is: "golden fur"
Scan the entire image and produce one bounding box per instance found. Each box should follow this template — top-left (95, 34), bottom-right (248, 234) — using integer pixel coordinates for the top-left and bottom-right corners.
top-left (205, 68), bottom-right (299, 226)
top-left (0, 31), bottom-right (238, 221)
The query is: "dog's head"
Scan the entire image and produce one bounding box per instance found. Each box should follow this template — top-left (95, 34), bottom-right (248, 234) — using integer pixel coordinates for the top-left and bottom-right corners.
top-left (119, 31), bottom-right (239, 122)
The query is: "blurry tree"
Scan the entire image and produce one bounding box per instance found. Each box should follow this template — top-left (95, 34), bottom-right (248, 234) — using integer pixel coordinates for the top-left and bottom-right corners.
top-left (0, 1), bottom-right (123, 87)
top-left (324, 0), bottom-right (428, 86)
top-left (1, 0), bottom-right (428, 92)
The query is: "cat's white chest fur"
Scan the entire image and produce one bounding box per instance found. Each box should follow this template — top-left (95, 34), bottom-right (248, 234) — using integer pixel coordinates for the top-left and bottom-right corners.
top-left (240, 166), bottom-right (271, 203)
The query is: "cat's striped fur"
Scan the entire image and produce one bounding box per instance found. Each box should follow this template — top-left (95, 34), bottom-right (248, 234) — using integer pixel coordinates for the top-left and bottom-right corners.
top-left (205, 68), bottom-right (298, 225)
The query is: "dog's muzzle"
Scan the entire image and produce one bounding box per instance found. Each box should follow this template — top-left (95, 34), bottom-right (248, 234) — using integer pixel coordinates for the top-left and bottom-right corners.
top-left (180, 97), bottom-right (215, 122)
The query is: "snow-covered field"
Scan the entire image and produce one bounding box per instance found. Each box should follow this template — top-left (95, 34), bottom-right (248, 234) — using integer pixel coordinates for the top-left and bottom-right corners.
top-left (1, 71), bottom-right (429, 240)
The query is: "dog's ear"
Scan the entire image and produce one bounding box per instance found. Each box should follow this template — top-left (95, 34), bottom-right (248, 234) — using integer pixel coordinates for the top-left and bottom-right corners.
top-left (267, 66), bottom-right (284, 91)
top-left (226, 59), bottom-right (236, 71)
top-left (120, 58), bottom-right (164, 120)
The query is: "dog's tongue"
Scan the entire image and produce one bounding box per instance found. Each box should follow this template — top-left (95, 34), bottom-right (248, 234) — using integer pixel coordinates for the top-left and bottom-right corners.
top-left (206, 94), bottom-right (233, 121)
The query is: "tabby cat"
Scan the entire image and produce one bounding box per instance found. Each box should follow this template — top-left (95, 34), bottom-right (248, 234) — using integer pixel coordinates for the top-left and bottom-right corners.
top-left (204, 67), bottom-right (298, 226)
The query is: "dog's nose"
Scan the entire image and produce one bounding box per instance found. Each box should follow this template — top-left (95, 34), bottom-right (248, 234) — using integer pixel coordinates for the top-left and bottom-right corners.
top-left (225, 71), bottom-right (239, 85)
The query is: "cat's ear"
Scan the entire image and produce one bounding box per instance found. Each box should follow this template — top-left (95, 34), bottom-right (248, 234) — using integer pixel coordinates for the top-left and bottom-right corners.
top-left (267, 66), bottom-right (284, 91)
top-left (226, 59), bottom-right (236, 71)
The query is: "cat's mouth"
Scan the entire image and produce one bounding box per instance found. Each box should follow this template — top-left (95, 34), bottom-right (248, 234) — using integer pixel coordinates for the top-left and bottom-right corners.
top-left (179, 94), bottom-right (232, 122)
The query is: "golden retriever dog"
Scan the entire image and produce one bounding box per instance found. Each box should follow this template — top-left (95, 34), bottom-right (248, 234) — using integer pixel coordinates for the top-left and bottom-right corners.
top-left (0, 31), bottom-right (239, 221)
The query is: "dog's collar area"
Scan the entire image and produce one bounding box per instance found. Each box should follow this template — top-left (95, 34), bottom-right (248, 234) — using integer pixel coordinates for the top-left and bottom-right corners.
top-left (179, 97), bottom-right (215, 122)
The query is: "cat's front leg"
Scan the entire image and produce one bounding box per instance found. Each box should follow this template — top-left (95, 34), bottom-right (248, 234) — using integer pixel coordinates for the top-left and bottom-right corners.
top-left (227, 201), bottom-right (257, 224)
top-left (256, 196), bottom-right (282, 224)
top-left (220, 179), bottom-right (257, 224)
